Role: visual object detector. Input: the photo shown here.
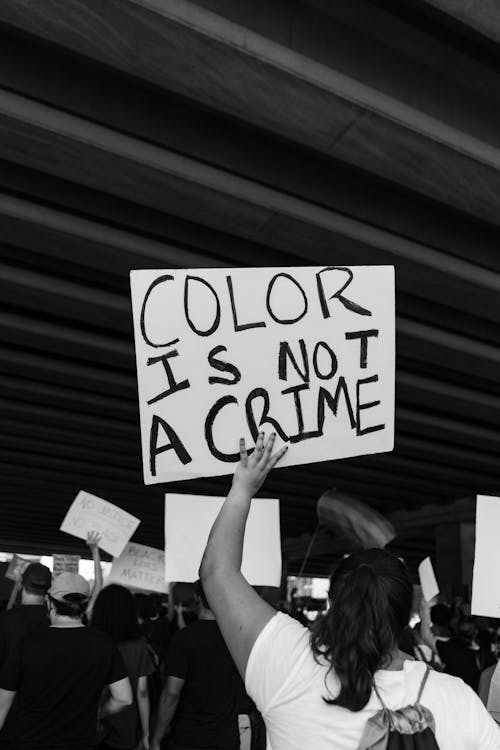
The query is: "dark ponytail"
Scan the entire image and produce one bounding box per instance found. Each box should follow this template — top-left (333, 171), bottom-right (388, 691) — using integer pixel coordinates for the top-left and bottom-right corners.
top-left (310, 549), bottom-right (412, 712)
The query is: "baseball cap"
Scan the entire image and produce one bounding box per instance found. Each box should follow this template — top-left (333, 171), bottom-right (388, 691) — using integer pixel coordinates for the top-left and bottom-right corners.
top-left (22, 563), bottom-right (52, 593)
top-left (49, 572), bottom-right (90, 601)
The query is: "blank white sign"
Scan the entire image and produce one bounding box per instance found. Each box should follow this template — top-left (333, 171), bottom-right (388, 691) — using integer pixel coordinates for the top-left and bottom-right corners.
top-left (418, 557), bottom-right (439, 603)
top-left (60, 490), bottom-right (140, 558)
top-left (472, 495), bottom-right (500, 618)
top-left (164, 494), bottom-right (281, 586)
top-left (131, 266), bottom-right (395, 484)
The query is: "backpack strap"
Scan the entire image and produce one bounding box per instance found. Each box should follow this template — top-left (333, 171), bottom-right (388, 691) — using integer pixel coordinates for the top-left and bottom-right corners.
top-left (415, 665), bottom-right (432, 705)
top-left (372, 681), bottom-right (395, 730)
top-left (415, 645), bottom-right (427, 663)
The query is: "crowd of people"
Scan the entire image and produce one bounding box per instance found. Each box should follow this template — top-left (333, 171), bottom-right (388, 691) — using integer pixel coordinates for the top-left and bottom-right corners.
top-left (0, 434), bottom-right (499, 749)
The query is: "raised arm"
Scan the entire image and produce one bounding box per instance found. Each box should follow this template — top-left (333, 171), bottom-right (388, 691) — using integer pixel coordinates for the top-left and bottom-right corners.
top-left (420, 599), bottom-right (438, 653)
top-left (86, 531), bottom-right (103, 618)
top-left (174, 603), bottom-right (187, 631)
top-left (199, 432), bottom-right (287, 679)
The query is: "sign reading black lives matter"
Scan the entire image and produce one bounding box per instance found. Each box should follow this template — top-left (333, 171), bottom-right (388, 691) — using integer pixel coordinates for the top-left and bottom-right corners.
top-left (130, 266), bottom-right (395, 484)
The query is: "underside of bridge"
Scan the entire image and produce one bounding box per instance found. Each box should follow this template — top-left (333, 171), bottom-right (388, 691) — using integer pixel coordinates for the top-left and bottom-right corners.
top-left (1, 0), bottom-right (500, 577)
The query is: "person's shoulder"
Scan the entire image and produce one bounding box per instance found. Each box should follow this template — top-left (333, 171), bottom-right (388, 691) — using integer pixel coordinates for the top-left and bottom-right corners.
top-left (264, 611), bottom-right (310, 638)
top-left (169, 623), bottom-right (191, 646)
top-left (85, 626), bottom-right (116, 648)
top-left (0, 608), bottom-right (15, 628)
top-left (415, 661), bottom-right (478, 696)
top-left (252, 611), bottom-right (311, 659)
top-left (0, 606), bottom-right (25, 624)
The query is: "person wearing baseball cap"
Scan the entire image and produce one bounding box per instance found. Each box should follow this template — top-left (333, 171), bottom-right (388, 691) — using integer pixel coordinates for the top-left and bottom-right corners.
top-left (0, 562), bottom-right (52, 670)
top-left (0, 571), bottom-right (132, 750)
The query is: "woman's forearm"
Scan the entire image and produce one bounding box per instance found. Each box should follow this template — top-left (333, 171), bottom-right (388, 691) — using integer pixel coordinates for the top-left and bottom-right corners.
top-left (201, 434), bottom-right (286, 580)
top-left (200, 485), bottom-right (252, 577)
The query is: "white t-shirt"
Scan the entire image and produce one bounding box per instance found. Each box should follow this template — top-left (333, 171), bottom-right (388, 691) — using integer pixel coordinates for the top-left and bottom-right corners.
top-left (245, 613), bottom-right (500, 750)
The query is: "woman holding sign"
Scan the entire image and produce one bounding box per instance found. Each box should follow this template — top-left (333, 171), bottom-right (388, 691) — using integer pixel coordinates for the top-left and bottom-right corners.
top-left (200, 434), bottom-right (500, 750)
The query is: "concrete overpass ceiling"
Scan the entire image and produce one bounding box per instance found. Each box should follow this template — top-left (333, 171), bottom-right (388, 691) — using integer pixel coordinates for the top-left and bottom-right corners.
top-left (1, 0), bottom-right (500, 574)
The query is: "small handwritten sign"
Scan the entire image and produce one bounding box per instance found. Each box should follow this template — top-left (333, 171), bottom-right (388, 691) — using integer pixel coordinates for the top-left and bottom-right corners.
top-left (60, 491), bottom-right (140, 558)
top-left (5, 554), bottom-right (30, 582)
top-left (131, 266), bottom-right (395, 484)
top-left (53, 554), bottom-right (80, 576)
top-left (108, 542), bottom-right (166, 593)
top-left (164, 494), bottom-right (281, 586)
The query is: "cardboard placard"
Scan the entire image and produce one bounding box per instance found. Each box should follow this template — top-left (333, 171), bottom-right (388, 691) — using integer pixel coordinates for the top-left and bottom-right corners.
top-left (60, 491), bottom-right (140, 558)
top-left (418, 557), bottom-right (439, 603)
top-left (130, 266), bottom-right (395, 484)
top-left (471, 495), bottom-right (500, 618)
top-left (5, 554), bottom-right (29, 582)
top-left (53, 554), bottom-right (80, 576)
top-left (108, 542), bottom-right (166, 593)
top-left (164, 494), bottom-right (281, 586)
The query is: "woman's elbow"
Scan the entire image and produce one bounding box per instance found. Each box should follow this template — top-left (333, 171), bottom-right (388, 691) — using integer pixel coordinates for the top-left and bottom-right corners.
top-left (199, 555), bottom-right (215, 583)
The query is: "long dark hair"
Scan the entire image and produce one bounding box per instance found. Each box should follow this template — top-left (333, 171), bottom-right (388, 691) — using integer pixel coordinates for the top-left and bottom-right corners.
top-left (91, 584), bottom-right (141, 642)
top-left (310, 549), bottom-right (412, 712)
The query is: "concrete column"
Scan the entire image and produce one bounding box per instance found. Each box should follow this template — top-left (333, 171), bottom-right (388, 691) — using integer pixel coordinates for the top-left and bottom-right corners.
top-left (435, 521), bottom-right (475, 598)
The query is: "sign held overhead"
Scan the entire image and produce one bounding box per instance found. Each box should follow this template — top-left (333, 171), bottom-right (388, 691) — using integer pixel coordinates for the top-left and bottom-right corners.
top-left (131, 266), bottom-right (395, 484)
top-left (418, 557), bottom-right (439, 603)
top-left (60, 491), bottom-right (140, 558)
top-left (108, 542), bottom-right (166, 594)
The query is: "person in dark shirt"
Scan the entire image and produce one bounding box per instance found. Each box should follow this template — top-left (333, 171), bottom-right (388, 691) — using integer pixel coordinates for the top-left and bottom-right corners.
top-left (435, 616), bottom-right (496, 693)
top-left (150, 580), bottom-right (242, 750)
top-left (0, 572), bottom-right (132, 750)
top-left (92, 584), bottom-right (155, 750)
top-left (0, 562), bottom-right (51, 668)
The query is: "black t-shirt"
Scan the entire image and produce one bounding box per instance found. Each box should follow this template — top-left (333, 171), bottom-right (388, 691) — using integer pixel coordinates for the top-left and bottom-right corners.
top-left (140, 617), bottom-right (172, 663)
top-left (165, 620), bottom-right (242, 750)
top-left (0, 626), bottom-right (127, 750)
top-left (436, 639), bottom-right (495, 692)
top-left (0, 605), bottom-right (49, 667)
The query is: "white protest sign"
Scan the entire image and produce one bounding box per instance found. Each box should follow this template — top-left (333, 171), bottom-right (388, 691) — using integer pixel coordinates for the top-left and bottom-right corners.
top-left (164, 494), bottom-right (281, 586)
top-left (108, 542), bottom-right (166, 593)
top-left (471, 495), bottom-right (500, 618)
top-left (60, 491), bottom-right (140, 558)
top-left (5, 554), bottom-right (30, 582)
top-left (418, 557), bottom-right (439, 603)
top-left (131, 266), bottom-right (395, 484)
top-left (53, 554), bottom-right (80, 576)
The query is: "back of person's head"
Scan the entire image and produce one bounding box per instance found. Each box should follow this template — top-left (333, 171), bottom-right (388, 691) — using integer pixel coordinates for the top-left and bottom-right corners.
top-left (398, 625), bottom-right (417, 656)
top-left (195, 579), bottom-right (210, 610)
top-left (135, 592), bottom-right (155, 622)
top-left (430, 603), bottom-right (451, 627)
top-left (456, 616), bottom-right (477, 648)
top-left (22, 563), bottom-right (51, 597)
top-left (48, 572), bottom-right (90, 619)
top-left (92, 584), bottom-right (140, 642)
top-left (149, 593), bottom-right (161, 617)
top-left (310, 549), bottom-right (412, 712)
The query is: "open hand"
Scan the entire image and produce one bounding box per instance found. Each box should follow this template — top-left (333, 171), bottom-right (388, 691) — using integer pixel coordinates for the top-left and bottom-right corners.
top-left (86, 530), bottom-right (102, 549)
top-left (232, 432), bottom-right (288, 496)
